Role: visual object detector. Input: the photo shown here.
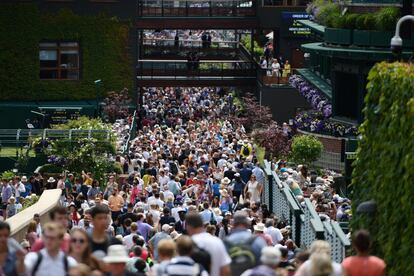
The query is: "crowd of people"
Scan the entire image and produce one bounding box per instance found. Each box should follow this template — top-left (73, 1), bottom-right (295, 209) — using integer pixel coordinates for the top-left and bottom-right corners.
top-left (275, 162), bottom-right (352, 226)
top-left (0, 87), bottom-right (385, 276)
top-left (143, 30), bottom-right (235, 49)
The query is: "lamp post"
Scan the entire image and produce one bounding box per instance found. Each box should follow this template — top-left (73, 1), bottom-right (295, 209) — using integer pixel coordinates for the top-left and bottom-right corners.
top-left (390, 15), bottom-right (414, 56)
top-left (94, 79), bottom-right (102, 118)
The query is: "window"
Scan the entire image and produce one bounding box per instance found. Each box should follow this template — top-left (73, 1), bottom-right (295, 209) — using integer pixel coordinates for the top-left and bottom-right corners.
top-left (39, 42), bottom-right (79, 80)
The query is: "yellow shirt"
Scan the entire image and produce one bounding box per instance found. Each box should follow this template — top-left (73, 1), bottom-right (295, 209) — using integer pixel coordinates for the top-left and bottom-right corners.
top-left (83, 175), bottom-right (93, 186)
top-left (143, 174), bottom-right (151, 189)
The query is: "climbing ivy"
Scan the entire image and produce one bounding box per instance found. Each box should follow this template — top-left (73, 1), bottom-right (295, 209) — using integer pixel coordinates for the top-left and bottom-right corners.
top-left (0, 4), bottom-right (132, 101)
top-left (351, 62), bottom-right (414, 276)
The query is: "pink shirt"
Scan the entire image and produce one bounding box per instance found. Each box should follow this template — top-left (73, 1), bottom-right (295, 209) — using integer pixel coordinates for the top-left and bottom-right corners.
top-left (342, 256), bottom-right (386, 276)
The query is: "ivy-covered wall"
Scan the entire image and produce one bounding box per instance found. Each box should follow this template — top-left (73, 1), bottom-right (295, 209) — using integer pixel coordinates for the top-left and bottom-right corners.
top-left (0, 4), bottom-right (133, 101)
top-left (352, 62), bottom-right (414, 275)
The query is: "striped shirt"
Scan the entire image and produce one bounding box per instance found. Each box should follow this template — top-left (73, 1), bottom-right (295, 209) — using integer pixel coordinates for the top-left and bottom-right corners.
top-left (163, 256), bottom-right (208, 276)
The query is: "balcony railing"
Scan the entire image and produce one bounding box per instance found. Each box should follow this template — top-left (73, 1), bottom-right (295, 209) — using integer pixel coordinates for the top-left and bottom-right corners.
top-left (138, 0), bottom-right (256, 17)
top-left (262, 0), bottom-right (308, 6)
top-left (257, 67), bottom-right (293, 86)
top-left (142, 37), bottom-right (239, 48)
top-left (137, 59), bottom-right (256, 79)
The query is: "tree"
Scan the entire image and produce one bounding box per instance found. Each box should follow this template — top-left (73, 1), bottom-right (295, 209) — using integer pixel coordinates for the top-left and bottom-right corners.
top-left (40, 116), bottom-right (119, 184)
top-left (230, 93), bottom-right (273, 132)
top-left (252, 122), bottom-right (291, 160)
top-left (102, 88), bottom-right (132, 122)
top-left (290, 135), bottom-right (323, 165)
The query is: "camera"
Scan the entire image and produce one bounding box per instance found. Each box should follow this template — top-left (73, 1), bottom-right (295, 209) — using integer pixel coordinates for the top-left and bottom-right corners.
top-left (390, 35), bottom-right (403, 55)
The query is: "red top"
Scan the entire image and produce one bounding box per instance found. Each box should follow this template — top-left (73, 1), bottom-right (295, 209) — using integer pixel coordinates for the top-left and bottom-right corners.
top-left (342, 256), bottom-right (386, 276)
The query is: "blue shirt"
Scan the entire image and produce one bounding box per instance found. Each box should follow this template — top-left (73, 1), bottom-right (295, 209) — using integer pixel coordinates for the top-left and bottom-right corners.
top-left (21, 183), bottom-right (32, 198)
top-left (1, 185), bottom-right (12, 203)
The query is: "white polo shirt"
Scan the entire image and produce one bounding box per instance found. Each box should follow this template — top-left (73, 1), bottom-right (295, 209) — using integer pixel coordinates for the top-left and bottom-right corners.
top-left (25, 249), bottom-right (77, 276)
top-left (192, 232), bottom-right (231, 276)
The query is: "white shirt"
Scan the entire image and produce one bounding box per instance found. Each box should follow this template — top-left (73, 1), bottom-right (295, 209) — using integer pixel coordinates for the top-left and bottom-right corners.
top-left (124, 231), bottom-right (144, 251)
top-left (159, 175), bottom-right (169, 188)
top-left (161, 190), bottom-right (174, 201)
top-left (25, 249), bottom-right (77, 276)
top-left (192, 232), bottom-right (232, 276)
top-left (14, 182), bottom-right (25, 198)
top-left (264, 226), bottom-right (283, 245)
top-left (147, 197), bottom-right (164, 209)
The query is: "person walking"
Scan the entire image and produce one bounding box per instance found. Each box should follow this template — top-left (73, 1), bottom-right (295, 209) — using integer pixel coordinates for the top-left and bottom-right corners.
top-left (25, 222), bottom-right (77, 276)
top-left (163, 235), bottom-right (209, 276)
top-left (186, 212), bottom-right (231, 276)
top-left (342, 230), bottom-right (386, 276)
top-left (108, 188), bottom-right (124, 222)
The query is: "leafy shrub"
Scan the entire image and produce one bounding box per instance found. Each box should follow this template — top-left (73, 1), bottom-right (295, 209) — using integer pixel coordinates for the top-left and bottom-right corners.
top-left (309, 0), bottom-right (399, 31)
top-left (290, 135), bottom-right (323, 165)
top-left (240, 36), bottom-right (264, 60)
top-left (251, 123), bottom-right (291, 160)
top-left (103, 88), bottom-right (132, 123)
top-left (315, 1), bottom-right (340, 26)
top-left (364, 14), bottom-right (377, 30)
top-left (352, 62), bottom-right (414, 276)
top-left (1, 170), bottom-right (15, 181)
top-left (375, 7), bottom-right (399, 31)
top-left (344, 14), bottom-right (359, 29)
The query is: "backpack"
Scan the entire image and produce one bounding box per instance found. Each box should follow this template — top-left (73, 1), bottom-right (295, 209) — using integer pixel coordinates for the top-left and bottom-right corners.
top-left (32, 252), bottom-right (69, 276)
top-left (224, 236), bottom-right (257, 276)
top-left (242, 145), bottom-right (250, 156)
top-left (209, 211), bottom-right (217, 225)
top-left (190, 243), bottom-right (211, 274)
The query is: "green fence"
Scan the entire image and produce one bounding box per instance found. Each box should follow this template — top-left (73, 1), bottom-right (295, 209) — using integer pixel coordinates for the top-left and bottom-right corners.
top-left (262, 160), bottom-right (350, 262)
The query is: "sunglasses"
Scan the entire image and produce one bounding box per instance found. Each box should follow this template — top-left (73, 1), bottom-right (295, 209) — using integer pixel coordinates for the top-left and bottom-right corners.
top-left (71, 238), bottom-right (86, 244)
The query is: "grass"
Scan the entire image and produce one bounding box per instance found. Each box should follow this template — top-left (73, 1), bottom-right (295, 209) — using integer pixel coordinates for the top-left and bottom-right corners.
top-left (0, 147), bottom-right (35, 157)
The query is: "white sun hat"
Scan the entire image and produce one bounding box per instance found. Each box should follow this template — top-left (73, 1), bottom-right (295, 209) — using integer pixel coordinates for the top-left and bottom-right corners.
top-left (103, 245), bottom-right (129, 263)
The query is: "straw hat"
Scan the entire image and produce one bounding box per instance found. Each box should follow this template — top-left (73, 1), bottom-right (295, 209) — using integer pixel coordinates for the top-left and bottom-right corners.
top-left (253, 223), bottom-right (265, 232)
top-left (47, 177), bottom-right (55, 183)
top-left (221, 177), bottom-right (231, 185)
top-left (103, 245), bottom-right (129, 263)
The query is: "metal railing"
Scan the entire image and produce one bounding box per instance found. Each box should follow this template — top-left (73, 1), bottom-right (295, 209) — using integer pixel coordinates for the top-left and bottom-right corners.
top-left (262, 0), bottom-right (308, 6)
top-left (0, 129), bottom-right (112, 146)
top-left (142, 38), bottom-right (239, 49)
top-left (262, 159), bottom-right (350, 263)
top-left (137, 59), bottom-right (256, 79)
top-left (121, 111), bottom-right (137, 154)
top-left (138, 0), bottom-right (256, 17)
top-left (257, 68), bottom-right (292, 86)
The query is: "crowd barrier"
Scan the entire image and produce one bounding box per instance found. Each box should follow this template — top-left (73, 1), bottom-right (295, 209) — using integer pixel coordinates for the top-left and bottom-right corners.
top-left (122, 110), bottom-right (137, 154)
top-left (7, 189), bottom-right (62, 242)
top-left (262, 160), bottom-right (350, 263)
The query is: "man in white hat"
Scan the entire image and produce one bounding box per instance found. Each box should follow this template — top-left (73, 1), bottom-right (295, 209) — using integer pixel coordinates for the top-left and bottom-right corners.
top-left (254, 223), bottom-right (273, 246)
top-left (103, 244), bottom-right (133, 276)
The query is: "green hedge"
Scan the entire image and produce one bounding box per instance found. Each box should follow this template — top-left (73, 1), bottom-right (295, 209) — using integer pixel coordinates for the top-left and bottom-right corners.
top-left (309, 0), bottom-right (399, 31)
top-left (0, 4), bottom-right (132, 101)
top-left (352, 62), bottom-right (414, 275)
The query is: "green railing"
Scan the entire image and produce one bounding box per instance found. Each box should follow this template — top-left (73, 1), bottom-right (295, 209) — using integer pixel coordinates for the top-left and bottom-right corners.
top-left (262, 159), bottom-right (350, 262)
top-left (122, 111), bottom-right (137, 155)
